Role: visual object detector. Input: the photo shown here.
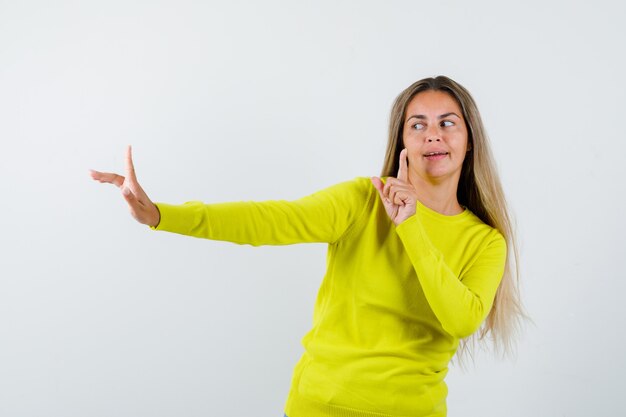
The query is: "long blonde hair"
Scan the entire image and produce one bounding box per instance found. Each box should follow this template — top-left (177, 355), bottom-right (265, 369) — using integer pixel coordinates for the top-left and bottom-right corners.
top-left (381, 76), bottom-right (526, 358)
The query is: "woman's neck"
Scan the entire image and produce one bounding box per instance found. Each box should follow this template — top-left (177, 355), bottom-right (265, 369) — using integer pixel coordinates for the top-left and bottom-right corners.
top-left (408, 173), bottom-right (464, 216)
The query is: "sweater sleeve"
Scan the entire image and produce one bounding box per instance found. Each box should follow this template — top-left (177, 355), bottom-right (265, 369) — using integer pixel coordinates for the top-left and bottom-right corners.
top-left (394, 211), bottom-right (507, 339)
top-left (149, 178), bottom-right (370, 246)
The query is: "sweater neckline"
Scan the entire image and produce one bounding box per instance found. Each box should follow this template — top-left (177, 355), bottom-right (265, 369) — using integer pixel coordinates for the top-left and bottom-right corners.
top-left (416, 200), bottom-right (471, 222)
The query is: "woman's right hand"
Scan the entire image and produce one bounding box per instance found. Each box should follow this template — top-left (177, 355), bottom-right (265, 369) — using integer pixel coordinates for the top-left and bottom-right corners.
top-left (90, 145), bottom-right (161, 228)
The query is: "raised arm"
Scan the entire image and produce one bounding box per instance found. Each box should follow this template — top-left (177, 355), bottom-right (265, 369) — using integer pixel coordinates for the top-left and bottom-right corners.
top-left (395, 217), bottom-right (506, 338)
top-left (371, 147), bottom-right (506, 338)
top-left (90, 145), bottom-right (161, 227)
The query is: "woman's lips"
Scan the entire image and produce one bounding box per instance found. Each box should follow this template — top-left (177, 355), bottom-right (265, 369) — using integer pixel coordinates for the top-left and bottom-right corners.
top-left (424, 152), bottom-right (449, 161)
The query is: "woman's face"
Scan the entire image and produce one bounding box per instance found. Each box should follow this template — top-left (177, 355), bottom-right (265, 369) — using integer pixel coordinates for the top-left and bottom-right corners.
top-left (402, 90), bottom-right (470, 184)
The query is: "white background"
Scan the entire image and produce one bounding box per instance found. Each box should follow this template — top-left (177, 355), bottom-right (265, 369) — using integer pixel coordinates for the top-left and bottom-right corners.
top-left (1, 1), bottom-right (625, 416)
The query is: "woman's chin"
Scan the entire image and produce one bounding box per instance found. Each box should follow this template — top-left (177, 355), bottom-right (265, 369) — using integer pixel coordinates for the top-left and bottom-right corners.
top-left (422, 168), bottom-right (461, 183)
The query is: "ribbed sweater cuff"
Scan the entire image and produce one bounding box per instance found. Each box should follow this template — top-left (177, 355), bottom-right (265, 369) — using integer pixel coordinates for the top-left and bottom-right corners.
top-left (148, 202), bottom-right (198, 233)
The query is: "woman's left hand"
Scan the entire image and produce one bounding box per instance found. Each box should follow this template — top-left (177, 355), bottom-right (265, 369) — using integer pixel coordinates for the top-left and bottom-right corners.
top-left (371, 148), bottom-right (418, 226)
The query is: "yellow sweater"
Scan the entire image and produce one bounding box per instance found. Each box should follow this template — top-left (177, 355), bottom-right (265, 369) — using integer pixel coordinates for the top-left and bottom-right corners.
top-left (151, 177), bottom-right (506, 417)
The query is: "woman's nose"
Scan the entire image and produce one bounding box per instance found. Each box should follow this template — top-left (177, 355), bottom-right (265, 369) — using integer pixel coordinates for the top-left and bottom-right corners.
top-left (424, 125), bottom-right (442, 142)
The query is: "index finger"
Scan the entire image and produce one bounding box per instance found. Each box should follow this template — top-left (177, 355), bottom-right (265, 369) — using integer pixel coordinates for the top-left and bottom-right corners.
top-left (125, 145), bottom-right (138, 184)
top-left (397, 148), bottom-right (408, 181)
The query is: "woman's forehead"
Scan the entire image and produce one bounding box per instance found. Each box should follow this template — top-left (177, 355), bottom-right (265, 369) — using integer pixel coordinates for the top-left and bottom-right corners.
top-left (406, 90), bottom-right (462, 117)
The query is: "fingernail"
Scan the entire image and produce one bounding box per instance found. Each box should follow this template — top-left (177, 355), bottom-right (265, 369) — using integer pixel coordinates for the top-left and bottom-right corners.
top-left (122, 187), bottom-right (130, 196)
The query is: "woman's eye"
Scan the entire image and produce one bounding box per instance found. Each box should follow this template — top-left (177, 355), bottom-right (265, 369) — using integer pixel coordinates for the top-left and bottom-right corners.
top-left (441, 120), bottom-right (454, 127)
top-left (412, 123), bottom-right (424, 130)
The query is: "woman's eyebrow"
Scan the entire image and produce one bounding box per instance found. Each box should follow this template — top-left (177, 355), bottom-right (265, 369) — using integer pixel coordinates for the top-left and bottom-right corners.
top-left (439, 112), bottom-right (461, 119)
top-left (406, 112), bottom-right (462, 121)
top-left (406, 115), bottom-right (427, 121)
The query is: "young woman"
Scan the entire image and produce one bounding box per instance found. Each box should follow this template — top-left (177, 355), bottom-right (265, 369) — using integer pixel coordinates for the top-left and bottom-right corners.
top-left (91, 75), bottom-right (524, 417)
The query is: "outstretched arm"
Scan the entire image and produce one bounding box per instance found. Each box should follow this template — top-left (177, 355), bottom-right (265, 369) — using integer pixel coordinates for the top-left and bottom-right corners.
top-left (151, 177), bottom-right (371, 246)
top-left (90, 145), bottom-right (161, 227)
top-left (91, 147), bottom-right (370, 246)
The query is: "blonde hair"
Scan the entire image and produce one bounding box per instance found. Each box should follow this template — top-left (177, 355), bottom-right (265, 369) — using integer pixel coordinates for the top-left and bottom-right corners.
top-left (381, 76), bottom-right (526, 358)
